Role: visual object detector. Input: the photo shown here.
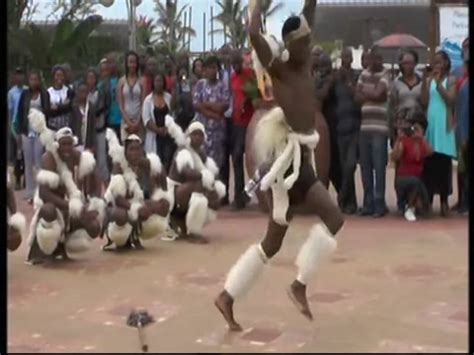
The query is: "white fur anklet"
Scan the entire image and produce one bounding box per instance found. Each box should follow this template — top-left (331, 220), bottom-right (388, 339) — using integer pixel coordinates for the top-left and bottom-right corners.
top-left (108, 222), bottom-right (133, 247)
top-left (295, 223), bottom-right (337, 285)
top-left (186, 192), bottom-right (209, 234)
top-left (224, 244), bottom-right (268, 300)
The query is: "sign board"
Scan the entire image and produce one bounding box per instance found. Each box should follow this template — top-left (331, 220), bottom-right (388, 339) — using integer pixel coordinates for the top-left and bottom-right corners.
top-left (438, 5), bottom-right (469, 72)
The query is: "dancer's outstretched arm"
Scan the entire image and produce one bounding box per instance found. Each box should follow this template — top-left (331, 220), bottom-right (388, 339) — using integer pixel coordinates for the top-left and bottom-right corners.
top-left (248, 0), bottom-right (282, 74)
top-left (302, 0), bottom-right (317, 29)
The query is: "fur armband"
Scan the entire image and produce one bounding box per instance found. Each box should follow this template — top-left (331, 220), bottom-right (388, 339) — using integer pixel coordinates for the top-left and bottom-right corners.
top-left (147, 153), bottom-right (163, 177)
top-left (37, 170), bottom-right (61, 189)
top-left (201, 169), bottom-right (215, 190)
top-left (176, 149), bottom-right (195, 173)
top-left (78, 150), bottom-right (96, 180)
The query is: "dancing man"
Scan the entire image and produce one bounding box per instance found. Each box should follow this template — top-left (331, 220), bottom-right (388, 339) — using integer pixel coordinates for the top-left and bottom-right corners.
top-left (7, 175), bottom-right (26, 252)
top-left (215, 0), bottom-right (344, 331)
top-left (103, 129), bottom-right (172, 250)
top-left (26, 109), bottom-right (106, 265)
top-left (164, 117), bottom-right (226, 244)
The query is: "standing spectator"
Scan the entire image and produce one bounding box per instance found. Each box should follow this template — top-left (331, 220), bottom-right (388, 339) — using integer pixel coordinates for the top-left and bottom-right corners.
top-left (191, 57), bottom-right (204, 87)
top-left (193, 56), bottom-right (230, 176)
top-left (46, 65), bottom-right (74, 131)
top-left (361, 49), bottom-right (371, 71)
top-left (7, 67), bottom-right (27, 190)
top-left (421, 50), bottom-right (457, 217)
top-left (172, 65), bottom-right (195, 131)
top-left (389, 50), bottom-right (424, 145)
top-left (99, 58), bottom-right (109, 81)
top-left (218, 45), bottom-right (234, 205)
top-left (334, 48), bottom-right (361, 214)
top-left (391, 115), bottom-right (432, 222)
top-left (142, 73), bottom-right (175, 170)
top-left (71, 82), bottom-right (96, 151)
top-left (141, 57), bottom-right (158, 97)
top-left (98, 56), bottom-right (122, 141)
top-left (311, 45), bottom-right (324, 75)
top-left (453, 38), bottom-right (469, 214)
top-left (165, 59), bottom-right (177, 93)
top-left (230, 51), bottom-right (255, 209)
top-left (355, 46), bottom-right (390, 217)
top-left (315, 53), bottom-right (341, 193)
top-left (118, 51), bottom-right (145, 141)
top-left (16, 70), bottom-right (47, 204)
top-left (85, 68), bottom-right (109, 184)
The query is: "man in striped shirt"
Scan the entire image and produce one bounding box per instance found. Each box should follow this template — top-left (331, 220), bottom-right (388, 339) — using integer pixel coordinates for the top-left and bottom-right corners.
top-left (355, 46), bottom-right (390, 217)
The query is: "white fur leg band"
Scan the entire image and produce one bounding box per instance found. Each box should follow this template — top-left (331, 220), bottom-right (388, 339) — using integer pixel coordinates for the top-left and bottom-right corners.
top-left (186, 192), bottom-right (209, 235)
top-left (65, 229), bottom-right (93, 253)
top-left (9, 213), bottom-right (27, 239)
top-left (140, 215), bottom-right (169, 240)
top-left (128, 202), bottom-right (142, 222)
top-left (224, 244), bottom-right (268, 300)
top-left (88, 197), bottom-right (106, 226)
top-left (36, 218), bottom-right (63, 255)
top-left (108, 222), bottom-right (133, 247)
top-left (295, 223), bottom-right (338, 285)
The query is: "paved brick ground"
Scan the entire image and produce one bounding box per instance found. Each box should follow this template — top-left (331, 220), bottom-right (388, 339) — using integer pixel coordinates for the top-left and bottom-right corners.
top-left (7, 167), bottom-right (468, 353)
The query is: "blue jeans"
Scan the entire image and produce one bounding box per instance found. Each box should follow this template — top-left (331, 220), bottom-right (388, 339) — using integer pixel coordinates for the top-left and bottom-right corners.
top-left (358, 131), bottom-right (388, 214)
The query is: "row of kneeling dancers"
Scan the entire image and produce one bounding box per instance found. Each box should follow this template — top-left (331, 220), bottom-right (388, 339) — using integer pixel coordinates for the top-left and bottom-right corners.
top-left (7, 109), bottom-right (226, 265)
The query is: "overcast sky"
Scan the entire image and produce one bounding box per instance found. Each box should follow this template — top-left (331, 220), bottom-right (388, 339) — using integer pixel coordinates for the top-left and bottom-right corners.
top-left (30, 0), bottom-right (428, 52)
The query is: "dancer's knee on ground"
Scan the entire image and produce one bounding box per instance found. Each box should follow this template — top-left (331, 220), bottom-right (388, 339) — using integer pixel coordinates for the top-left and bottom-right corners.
top-left (112, 208), bottom-right (129, 226)
top-left (39, 203), bottom-right (58, 222)
top-left (85, 220), bottom-right (101, 238)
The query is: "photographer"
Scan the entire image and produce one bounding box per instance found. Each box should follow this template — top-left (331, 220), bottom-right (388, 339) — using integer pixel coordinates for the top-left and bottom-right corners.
top-left (391, 114), bottom-right (432, 222)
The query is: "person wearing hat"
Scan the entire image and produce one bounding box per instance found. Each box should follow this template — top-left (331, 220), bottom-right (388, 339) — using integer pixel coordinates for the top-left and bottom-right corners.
top-left (214, 0), bottom-right (344, 331)
top-left (391, 112), bottom-right (433, 222)
top-left (25, 110), bottom-right (105, 265)
top-left (164, 119), bottom-right (226, 244)
top-left (102, 130), bottom-right (172, 251)
top-left (7, 67), bottom-right (27, 190)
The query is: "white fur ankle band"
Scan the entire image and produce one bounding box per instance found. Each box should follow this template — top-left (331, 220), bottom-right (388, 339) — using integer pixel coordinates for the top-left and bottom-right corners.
top-left (186, 192), bottom-right (209, 234)
top-left (295, 223), bottom-right (337, 285)
top-left (224, 244), bottom-right (268, 300)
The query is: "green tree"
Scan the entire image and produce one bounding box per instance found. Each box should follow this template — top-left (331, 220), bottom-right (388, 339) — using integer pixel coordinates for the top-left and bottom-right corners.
top-left (211, 0), bottom-right (248, 49)
top-left (136, 16), bottom-right (159, 57)
top-left (153, 0), bottom-right (196, 59)
top-left (9, 15), bottom-right (121, 82)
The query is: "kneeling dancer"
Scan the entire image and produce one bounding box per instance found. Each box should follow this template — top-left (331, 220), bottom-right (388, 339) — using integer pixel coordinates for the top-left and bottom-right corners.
top-left (7, 175), bottom-right (27, 252)
top-left (103, 129), bottom-right (171, 250)
top-left (26, 109), bottom-right (105, 264)
top-left (214, 0), bottom-right (344, 331)
top-left (165, 118), bottom-right (226, 243)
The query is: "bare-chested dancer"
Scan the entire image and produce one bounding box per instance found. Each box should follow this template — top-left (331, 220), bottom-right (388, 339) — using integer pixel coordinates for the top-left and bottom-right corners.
top-left (7, 174), bottom-right (26, 252)
top-left (215, 0), bottom-right (344, 331)
top-left (26, 110), bottom-right (105, 265)
top-left (103, 129), bottom-right (171, 250)
top-left (164, 118), bottom-right (226, 244)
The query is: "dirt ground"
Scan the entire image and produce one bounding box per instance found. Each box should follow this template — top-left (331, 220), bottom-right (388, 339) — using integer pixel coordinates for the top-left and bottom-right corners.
top-left (7, 167), bottom-right (468, 353)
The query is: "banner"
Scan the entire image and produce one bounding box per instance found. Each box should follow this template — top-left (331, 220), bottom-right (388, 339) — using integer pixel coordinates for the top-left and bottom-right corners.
top-left (438, 5), bottom-right (469, 72)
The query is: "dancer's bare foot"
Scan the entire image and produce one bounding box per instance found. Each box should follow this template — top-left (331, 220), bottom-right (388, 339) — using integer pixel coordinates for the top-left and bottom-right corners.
top-left (214, 291), bottom-right (243, 332)
top-left (287, 280), bottom-right (313, 320)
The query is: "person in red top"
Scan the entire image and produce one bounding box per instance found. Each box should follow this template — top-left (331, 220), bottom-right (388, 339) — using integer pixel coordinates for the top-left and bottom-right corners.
top-left (230, 50), bottom-right (256, 209)
top-left (391, 113), bottom-right (433, 221)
